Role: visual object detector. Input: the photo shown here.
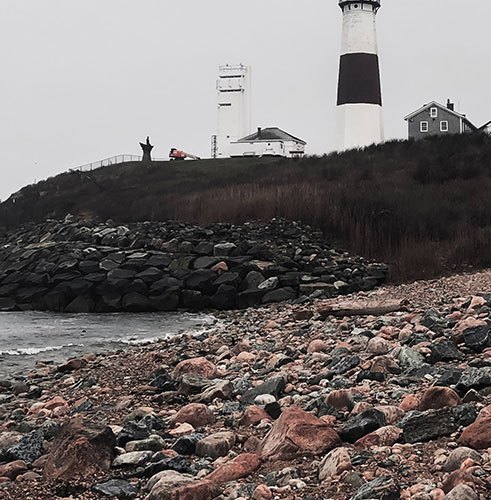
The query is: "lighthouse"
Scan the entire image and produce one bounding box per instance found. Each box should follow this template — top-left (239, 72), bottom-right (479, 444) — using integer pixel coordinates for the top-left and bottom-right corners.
top-left (336, 0), bottom-right (384, 150)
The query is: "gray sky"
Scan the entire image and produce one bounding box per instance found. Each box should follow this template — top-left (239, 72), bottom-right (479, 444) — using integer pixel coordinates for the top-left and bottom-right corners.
top-left (1, 0), bottom-right (490, 201)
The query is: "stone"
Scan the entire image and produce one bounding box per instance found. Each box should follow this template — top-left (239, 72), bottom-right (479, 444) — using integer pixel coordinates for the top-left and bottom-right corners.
top-left (366, 336), bottom-right (391, 355)
top-left (172, 434), bottom-right (203, 455)
top-left (0, 460), bottom-right (28, 480)
top-left (171, 403), bottom-right (216, 428)
top-left (241, 375), bottom-right (286, 405)
top-left (351, 476), bottom-right (400, 500)
top-left (146, 470), bottom-right (194, 500)
top-left (339, 409), bottom-right (387, 443)
top-left (196, 431), bottom-right (236, 459)
top-left (4, 429), bottom-right (44, 464)
top-left (398, 346), bottom-right (426, 371)
top-left (173, 357), bottom-right (217, 380)
top-left (307, 339), bottom-right (328, 353)
top-left (259, 406), bottom-right (341, 461)
top-left (355, 425), bottom-right (402, 448)
top-left (459, 416), bottom-right (491, 449)
top-left (57, 357), bottom-right (87, 373)
top-left (206, 453), bottom-right (261, 484)
top-left (125, 435), bottom-right (165, 452)
top-left (43, 418), bottom-right (116, 480)
top-left (400, 404), bottom-right (478, 444)
top-left (327, 354), bottom-right (360, 376)
top-left (241, 406), bottom-right (271, 426)
top-left (318, 447), bottom-right (351, 481)
top-left (443, 447), bottom-right (482, 472)
top-left (429, 341), bottom-right (464, 364)
top-left (93, 479), bottom-right (138, 498)
top-left (463, 325), bottom-right (491, 353)
top-left (113, 450), bottom-right (153, 468)
top-left (122, 292), bottom-right (151, 312)
top-left (0, 298), bottom-right (16, 311)
top-left (210, 285), bottom-right (237, 310)
top-left (456, 367), bottom-right (491, 393)
top-left (418, 387), bottom-right (462, 411)
top-left (262, 287), bottom-right (296, 303)
top-left (444, 484), bottom-right (478, 500)
top-left (195, 380), bottom-right (234, 403)
top-left (214, 243), bottom-right (237, 257)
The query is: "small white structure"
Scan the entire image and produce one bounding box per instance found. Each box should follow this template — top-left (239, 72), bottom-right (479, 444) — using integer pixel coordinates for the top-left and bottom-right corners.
top-left (229, 127), bottom-right (306, 158)
top-left (480, 121), bottom-right (491, 135)
top-left (336, 0), bottom-right (384, 150)
top-left (216, 64), bottom-right (252, 158)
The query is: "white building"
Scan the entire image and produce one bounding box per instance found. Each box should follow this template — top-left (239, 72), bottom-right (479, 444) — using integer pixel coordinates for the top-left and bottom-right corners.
top-left (229, 127), bottom-right (306, 158)
top-left (336, 0), bottom-right (384, 150)
top-left (216, 64), bottom-right (252, 158)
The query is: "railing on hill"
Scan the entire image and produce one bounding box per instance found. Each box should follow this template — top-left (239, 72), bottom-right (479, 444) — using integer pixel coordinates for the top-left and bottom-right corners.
top-left (71, 154), bottom-right (168, 172)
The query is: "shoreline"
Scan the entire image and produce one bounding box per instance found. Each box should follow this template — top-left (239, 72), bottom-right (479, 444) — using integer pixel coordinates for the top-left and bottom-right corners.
top-left (0, 272), bottom-right (491, 499)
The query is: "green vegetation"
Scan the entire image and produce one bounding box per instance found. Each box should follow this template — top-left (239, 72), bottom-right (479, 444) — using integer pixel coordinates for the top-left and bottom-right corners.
top-left (2, 133), bottom-right (491, 282)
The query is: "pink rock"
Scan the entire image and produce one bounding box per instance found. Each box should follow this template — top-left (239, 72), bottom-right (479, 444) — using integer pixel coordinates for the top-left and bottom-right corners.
top-left (419, 387), bottom-right (461, 411)
top-left (206, 453), bottom-right (261, 484)
top-left (355, 426), bottom-right (402, 447)
top-left (308, 340), bottom-right (328, 353)
top-left (171, 403), bottom-right (216, 428)
top-left (366, 337), bottom-right (391, 355)
top-left (43, 396), bottom-right (68, 411)
top-left (459, 416), bottom-right (491, 450)
top-left (375, 406), bottom-right (405, 425)
top-left (236, 351), bottom-right (256, 363)
top-left (400, 394), bottom-right (420, 411)
top-left (253, 484), bottom-right (273, 500)
top-left (318, 447), bottom-right (351, 481)
top-left (173, 357), bottom-right (217, 379)
top-left (0, 461), bottom-right (28, 480)
top-left (259, 406), bottom-right (341, 461)
top-left (325, 390), bottom-right (353, 411)
top-left (241, 406), bottom-right (271, 426)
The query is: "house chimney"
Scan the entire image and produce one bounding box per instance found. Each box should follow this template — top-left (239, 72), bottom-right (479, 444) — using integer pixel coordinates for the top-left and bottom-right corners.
top-left (257, 127), bottom-right (262, 138)
top-left (447, 99), bottom-right (455, 111)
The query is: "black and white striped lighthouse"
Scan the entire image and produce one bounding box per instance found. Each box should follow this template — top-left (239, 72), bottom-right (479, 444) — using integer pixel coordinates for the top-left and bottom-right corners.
top-left (336, 0), bottom-right (384, 150)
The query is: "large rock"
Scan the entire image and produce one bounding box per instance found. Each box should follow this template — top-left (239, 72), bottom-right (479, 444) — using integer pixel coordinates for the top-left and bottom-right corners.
top-left (351, 476), bottom-right (400, 500)
top-left (339, 409), bottom-right (387, 443)
top-left (171, 403), bottom-right (216, 428)
top-left (146, 470), bottom-right (194, 500)
top-left (456, 367), bottom-right (491, 393)
top-left (43, 418), bottom-right (116, 480)
top-left (93, 479), bottom-right (138, 498)
top-left (459, 416), bottom-right (491, 450)
top-left (2, 429), bottom-right (44, 464)
top-left (173, 357), bottom-right (217, 380)
top-left (196, 432), bottom-right (236, 459)
top-left (259, 407), bottom-right (341, 461)
top-left (463, 325), bottom-right (491, 352)
top-left (206, 453), bottom-right (261, 484)
top-left (400, 404), bottom-right (478, 444)
top-left (241, 375), bottom-right (286, 405)
top-left (318, 447), bottom-right (351, 481)
top-left (418, 387), bottom-right (462, 411)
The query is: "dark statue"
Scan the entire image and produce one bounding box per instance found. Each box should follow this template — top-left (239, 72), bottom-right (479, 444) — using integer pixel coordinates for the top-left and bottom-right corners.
top-left (140, 136), bottom-right (154, 162)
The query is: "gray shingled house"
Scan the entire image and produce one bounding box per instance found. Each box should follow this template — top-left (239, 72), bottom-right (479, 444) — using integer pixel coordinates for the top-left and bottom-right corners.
top-left (404, 100), bottom-right (477, 140)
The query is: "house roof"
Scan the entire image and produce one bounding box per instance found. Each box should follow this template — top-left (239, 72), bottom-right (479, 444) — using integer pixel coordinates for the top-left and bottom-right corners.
top-left (236, 127), bottom-right (306, 145)
top-left (404, 101), bottom-right (467, 121)
top-left (404, 101), bottom-right (477, 131)
top-left (479, 120), bottom-right (491, 131)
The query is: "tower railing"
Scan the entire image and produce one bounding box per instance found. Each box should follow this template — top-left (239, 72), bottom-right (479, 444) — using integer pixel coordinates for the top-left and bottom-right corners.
top-left (71, 154), bottom-right (168, 172)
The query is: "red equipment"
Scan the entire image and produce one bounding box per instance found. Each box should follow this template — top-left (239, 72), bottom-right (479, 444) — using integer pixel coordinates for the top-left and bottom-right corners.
top-left (169, 148), bottom-right (201, 161)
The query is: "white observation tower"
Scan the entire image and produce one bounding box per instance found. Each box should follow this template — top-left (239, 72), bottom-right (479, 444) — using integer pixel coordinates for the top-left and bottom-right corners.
top-left (336, 0), bottom-right (384, 150)
top-left (216, 64), bottom-right (252, 158)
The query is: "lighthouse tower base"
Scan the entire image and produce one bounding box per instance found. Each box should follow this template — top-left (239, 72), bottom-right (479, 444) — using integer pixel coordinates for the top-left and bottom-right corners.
top-left (337, 104), bottom-right (384, 151)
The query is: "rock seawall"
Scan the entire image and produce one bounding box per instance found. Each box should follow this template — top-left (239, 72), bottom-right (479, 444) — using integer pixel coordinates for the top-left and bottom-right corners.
top-left (0, 218), bottom-right (388, 313)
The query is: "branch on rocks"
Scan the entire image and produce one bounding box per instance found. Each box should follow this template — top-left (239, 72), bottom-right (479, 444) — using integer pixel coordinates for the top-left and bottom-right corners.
top-left (317, 299), bottom-right (409, 319)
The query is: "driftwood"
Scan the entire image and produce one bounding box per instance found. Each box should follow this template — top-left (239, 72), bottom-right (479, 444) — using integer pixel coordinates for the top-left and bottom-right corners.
top-left (317, 299), bottom-right (408, 319)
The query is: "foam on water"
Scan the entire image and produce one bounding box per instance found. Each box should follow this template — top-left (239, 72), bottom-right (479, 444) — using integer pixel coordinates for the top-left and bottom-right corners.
top-left (0, 311), bottom-right (218, 377)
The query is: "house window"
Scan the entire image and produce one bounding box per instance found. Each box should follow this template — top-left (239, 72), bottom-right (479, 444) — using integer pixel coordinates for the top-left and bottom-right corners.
top-left (440, 121), bottom-right (449, 132)
top-left (420, 121), bottom-right (429, 133)
top-left (430, 107), bottom-right (438, 118)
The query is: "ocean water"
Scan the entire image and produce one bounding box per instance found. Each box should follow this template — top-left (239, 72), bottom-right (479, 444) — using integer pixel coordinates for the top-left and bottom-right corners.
top-left (0, 312), bottom-right (217, 378)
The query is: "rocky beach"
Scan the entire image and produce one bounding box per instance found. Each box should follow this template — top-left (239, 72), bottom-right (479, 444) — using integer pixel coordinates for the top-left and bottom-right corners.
top-left (1, 218), bottom-right (491, 499)
top-left (0, 269), bottom-right (490, 499)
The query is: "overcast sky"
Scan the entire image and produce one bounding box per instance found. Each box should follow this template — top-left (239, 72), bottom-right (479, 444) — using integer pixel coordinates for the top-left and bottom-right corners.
top-left (1, 0), bottom-right (490, 200)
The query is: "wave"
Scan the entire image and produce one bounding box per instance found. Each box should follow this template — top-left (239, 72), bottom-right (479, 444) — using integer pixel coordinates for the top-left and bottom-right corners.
top-left (0, 343), bottom-right (84, 356)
